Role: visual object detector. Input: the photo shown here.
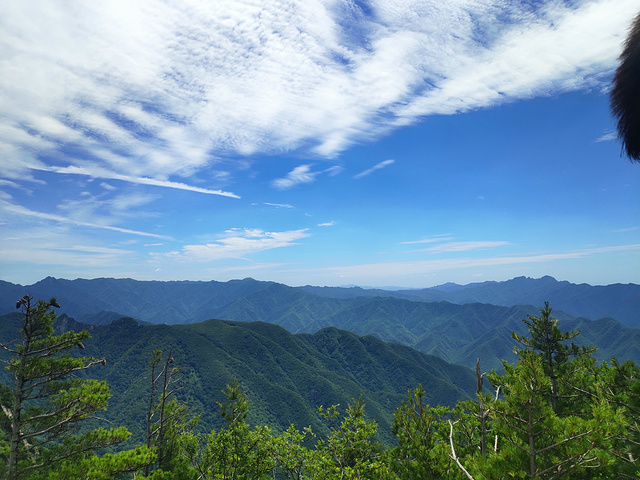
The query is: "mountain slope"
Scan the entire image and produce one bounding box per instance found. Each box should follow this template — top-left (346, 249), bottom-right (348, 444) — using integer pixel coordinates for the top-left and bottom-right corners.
top-left (0, 312), bottom-right (478, 446)
top-left (212, 290), bottom-right (640, 371)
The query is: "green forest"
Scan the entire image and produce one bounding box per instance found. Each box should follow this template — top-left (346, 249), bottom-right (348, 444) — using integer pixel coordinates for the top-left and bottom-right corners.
top-left (1, 296), bottom-right (639, 479)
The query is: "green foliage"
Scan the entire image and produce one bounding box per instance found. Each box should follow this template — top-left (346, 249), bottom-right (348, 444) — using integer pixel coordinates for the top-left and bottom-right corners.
top-left (488, 351), bottom-right (623, 478)
top-left (17, 316), bottom-right (476, 447)
top-left (483, 304), bottom-right (631, 479)
top-left (511, 302), bottom-right (593, 413)
top-left (143, 349), bottom-right (199, 478)
top-left (383, 304), bottom-right (639, 480)
top-left (574, 357), bottom-right (640, 479)
top-left (388, 385), bottom-right (456, 479)
top-left (307, 397), bottom-right (386, 479)
top-left (29, 444), bottom-right (156, 480)
top-left (184, 379), bottom-right (276, 479)
top-left (2, 296), bottom-right (639, 480)
top-left (272, 424), bottom-right (315, 479)
top-left (0, 296), bottom-right (152, 479)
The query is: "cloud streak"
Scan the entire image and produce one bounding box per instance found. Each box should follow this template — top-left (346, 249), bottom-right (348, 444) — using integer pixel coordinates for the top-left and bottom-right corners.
top-left (354, 159), bottom-right (395, 179)
top-left (319, 244), bottom-right (640, 280)
top-left (2, 201), bottom-right (170, 239)
top-left (158, 228), bottom-right (310, 262)
top-left (412, 240), bottom-right (512, 254)
top-left (33, 164), bottom-right (240, 198)
top-left (400, 235), bottom-right (454, 245)
top-left (272, 165), bottom-right (320, 190)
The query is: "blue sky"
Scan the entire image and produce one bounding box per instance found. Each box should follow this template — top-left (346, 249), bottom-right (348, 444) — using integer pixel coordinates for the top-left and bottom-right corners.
top-left (1, 0), bottom-right (639, 288)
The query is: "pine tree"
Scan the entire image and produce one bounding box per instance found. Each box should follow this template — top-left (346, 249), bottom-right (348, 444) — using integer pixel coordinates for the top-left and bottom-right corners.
top-left (487, 303), bottom-right (626, 478)
top-left (511, 302), bottom-right (590, 413)
top-left (308, 397), bottom-right (385, 479)
top-left (488, 351), bottom-right (623, 479)
top-left (0, 295), bottom-right (150, 479)
top-left (190, 379), bottom-right (275, 479)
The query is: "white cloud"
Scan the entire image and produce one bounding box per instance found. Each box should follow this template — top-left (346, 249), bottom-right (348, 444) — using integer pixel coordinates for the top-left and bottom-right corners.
top-left (0, 223), bottom-right (138, 276)
top-left (394, 0), bottom-right (637, 120)
top-left (264, 202), bottom-right (294, 209)
top-left (611, 226), bottom-right (640, 233)
top-left (325, 166), bottom-right (344, 177)
top-left (108, 193), bottom-right (160, 212)
top-left (0, 179), bottom-right (22, 190)
top-left (32, 164), bottom-right (240, 198)
top-left (272, 165), bottom-right (319, 190)
top-left (595, 131), bottom-right (618, 143)
top-left (54, 191), bottom-right (161, 228)
top-left (400, 234), bottom-right (453, 244)
top-left (1, 201), bottom-right (169, 239)
top-left (158, 228), bottom-right (310, 262)
top-left (413, 240), bottom-right (512, 254)
top-left (354, 159), bottom-right (395, 179)
top-left (318, 221), bottom-right (335, 227)
top-left (318, 244), bottom-right (640, 280)
top-left (0, 0), bottom-right (633, 187)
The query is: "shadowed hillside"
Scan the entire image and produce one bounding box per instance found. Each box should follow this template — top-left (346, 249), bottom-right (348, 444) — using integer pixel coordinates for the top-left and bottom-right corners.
top-left (0, 312), bottom-right (478, 446)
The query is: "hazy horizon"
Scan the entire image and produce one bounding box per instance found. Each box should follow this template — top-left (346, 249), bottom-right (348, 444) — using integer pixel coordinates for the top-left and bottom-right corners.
top-left (2, 274), bottom-right (635, 291)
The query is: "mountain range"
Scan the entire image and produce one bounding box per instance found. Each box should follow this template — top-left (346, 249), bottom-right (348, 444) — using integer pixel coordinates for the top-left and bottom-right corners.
top-left (205, 283), bottom-right (640, 372)
top-left (1, 275), bottom-right (638, 327)
top-left (0, 276), bottom-right (638, 372)
top-left (298, 275), bottom-right (640, 328)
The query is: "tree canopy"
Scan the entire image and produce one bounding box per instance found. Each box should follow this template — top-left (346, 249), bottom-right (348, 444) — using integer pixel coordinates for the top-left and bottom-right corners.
top-left (1, 298), bottom-right (638, 479)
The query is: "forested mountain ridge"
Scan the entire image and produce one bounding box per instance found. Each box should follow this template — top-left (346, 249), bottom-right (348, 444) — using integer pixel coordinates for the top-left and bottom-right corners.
top-left (211, 285), bottom-right (640, 371)
top-left (1, 275), bottom-right (638, 327)
top-left (300, 275), bottom-right (640, 327)
top-left (0, 311), bottom-right (478, 447)
top-left (0, 276), bottom-right (277, 325)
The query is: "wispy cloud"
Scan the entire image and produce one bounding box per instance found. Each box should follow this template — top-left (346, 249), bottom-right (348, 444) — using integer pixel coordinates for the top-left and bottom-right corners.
top-left (272, 165), bottom-right (319, 190)
top-left (157, 228), bottom-right (310, 262)
top-left (595, 131), bottom-right (617, 143)
top-left (100, 182), bottom-right (117, 191)
top-left (264, 202), bottom-right (294, 209)
top-left (354, 159), bottom-right (395, 179)
top-left (0, 179), bottom-right (22, 190)
top-left (1, 201), bottom-right (169, 239)
top-left (413, 240), bottom-right (512, 254)
top-left (325, 166), bottom-right (344, 177)
top-left (318, 221), bottom-right (335, 227)
top-left (0, 240), bottom-right (135, 269)
top-left (108, 193), bottom-right (160, 212)
top-left (394, 1), bottom-right (637, 120)
top-left (611, 226), bottom-right (640, 233)
top-left (0, 0), bottom-right (633, 188)
top-left (33, 164), bottom-right (240, 198)
top-left (400, 235), bottom-right (453, 245)
top-left (319, 244), bottom-right (640, 280)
